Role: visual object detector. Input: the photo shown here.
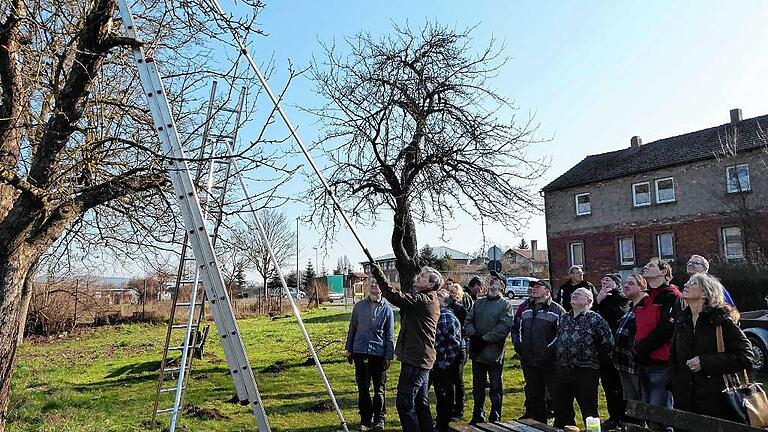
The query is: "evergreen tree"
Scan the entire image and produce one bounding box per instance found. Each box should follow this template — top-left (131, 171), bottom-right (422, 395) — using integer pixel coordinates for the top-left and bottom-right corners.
top-left (418, 244), bottom-right (437, 267)
top-left (304, 260), bottom-right (316, 291)
top-left (517, 238), bottom-right (529, 249)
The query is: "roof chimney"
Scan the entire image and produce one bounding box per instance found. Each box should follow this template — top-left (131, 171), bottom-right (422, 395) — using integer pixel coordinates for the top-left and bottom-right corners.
top-left (530, 240), bottom-right (538, 259)
top-left (730, 108), bottom-right (743, 124)
top-left (630, 136), bottom-right (643, 148)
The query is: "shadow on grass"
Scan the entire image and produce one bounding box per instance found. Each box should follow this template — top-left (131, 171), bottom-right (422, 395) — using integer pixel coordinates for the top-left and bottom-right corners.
top-left (301, 312), bottom-right (353, 324)
top-left (70, 365), bottom-right (231, 392)
top-left (105, 360), bottom-right (161, 378)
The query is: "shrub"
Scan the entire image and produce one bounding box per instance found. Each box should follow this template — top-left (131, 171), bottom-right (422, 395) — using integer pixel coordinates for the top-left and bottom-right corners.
top-left (670, 261), bottom-right (768, 311)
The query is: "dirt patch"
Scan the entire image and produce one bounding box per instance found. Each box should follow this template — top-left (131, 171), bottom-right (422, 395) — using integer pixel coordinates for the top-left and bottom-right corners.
top-left (260, 360), bottom-right (287, 374)
top-left (306, 401), bottom-right (334, 412)
top-left (184, 405), bottom-right (229, 420)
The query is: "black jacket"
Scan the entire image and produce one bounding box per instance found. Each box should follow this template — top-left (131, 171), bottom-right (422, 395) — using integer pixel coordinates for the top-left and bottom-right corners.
top-left (594, 289), bottom-right (629, 334)
top-left (512, 298), bottom-right (566, 367)
top-left (556, 280), bottom-right (598, 312)
top-left (669, 305), bottom-right (754, 421)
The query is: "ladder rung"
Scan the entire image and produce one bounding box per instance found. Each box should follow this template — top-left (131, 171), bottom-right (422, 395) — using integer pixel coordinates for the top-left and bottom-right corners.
top-left (168, 346), bottom-right (187, 350)
top-left (175, 302), bottom-right (204, 308)
top-left (163, 367), bottom-right (181, 373)
top-left (172, 323), bottom-right (199, 329)
top-left (216, 106), bottom-right (239, 113)
top-left (156, 408), bottom-right (175, 414)
top-left (160, 386), bottom-right (184, 393)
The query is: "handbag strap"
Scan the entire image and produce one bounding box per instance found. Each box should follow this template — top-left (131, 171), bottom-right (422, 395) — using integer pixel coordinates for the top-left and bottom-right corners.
top-left (717, 325), bottom-right (751, 388)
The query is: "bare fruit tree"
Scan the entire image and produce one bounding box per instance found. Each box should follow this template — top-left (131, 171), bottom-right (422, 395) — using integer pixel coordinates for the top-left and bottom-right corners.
top-left (0, 0), bottom-right (290, 425)
top-left (308, 22), bottom-right (547, 291)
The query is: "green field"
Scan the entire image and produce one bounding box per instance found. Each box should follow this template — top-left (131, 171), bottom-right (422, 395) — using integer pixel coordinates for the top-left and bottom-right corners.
top-left (8, 307), bottom-right (604, 431)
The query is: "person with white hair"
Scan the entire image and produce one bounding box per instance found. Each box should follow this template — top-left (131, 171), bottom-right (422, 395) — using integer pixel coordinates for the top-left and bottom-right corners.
top-left (552, 287), bottom-right (614, 429)
top-left (373, 265), bottom-right (441, 432)
top-left (686, 254), bottom-right (735, 306)
top-left (669, 272), bottom-right (753, 421)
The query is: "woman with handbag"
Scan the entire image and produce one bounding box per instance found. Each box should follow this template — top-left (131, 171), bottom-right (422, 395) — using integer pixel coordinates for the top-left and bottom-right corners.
top-left (669, 272), bottom-right (754, 421)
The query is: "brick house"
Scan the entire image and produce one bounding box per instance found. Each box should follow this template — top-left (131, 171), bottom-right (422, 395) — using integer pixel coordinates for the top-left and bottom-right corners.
top-left (542, 109), bottom-right (768, 288)
top-left (360, 246), bottom-right (473, 284)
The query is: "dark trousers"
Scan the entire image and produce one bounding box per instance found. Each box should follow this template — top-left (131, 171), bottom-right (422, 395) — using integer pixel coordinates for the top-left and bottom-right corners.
top-left (450, 348), bottom-right (467, 416)
top-left (471, 360), bottom-right (503, 423)
top-left (553, 367), bottom-right (600, 429)
top-left (354, 354), bottom-right (387, 426)
top-left (397, 362), bottom-right (434, 432)
top-left (522, 365), bottom-right (555, 423)
top-left (431, 363), bottom-right (455, 430)
top-left (600, 361), bottom-right (626, 421)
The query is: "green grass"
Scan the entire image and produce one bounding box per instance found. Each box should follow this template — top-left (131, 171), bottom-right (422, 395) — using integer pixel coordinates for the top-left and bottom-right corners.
top-left (8, 307), bottom-right (605, 431)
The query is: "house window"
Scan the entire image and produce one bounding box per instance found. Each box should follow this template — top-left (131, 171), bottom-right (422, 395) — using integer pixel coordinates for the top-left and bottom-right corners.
top-left (569, 241), bottom-right (584, 267)
top-left (726, 164), bottom-right (751, 193)
top-left (656, 232), bottom-right (675, 261)
top-left (618, 237), bottom-right (635, 266)
top-left (575, 193), bottom-right (591, 216)
top-left (655, 178), bottom-right (675, 203)
top-left (632, 182), bottom-right (651, 207)
top-left (722, 227), bottom-right (745, 259)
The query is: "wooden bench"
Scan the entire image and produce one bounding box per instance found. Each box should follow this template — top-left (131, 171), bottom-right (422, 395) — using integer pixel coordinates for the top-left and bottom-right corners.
top-left (625, 399), bottom-right (765, 432)
top-left (451, 419), bottom-right (560, 432)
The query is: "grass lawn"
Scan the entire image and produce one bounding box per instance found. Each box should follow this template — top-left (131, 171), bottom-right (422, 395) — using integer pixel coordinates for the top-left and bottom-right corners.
top-left (8, 307), bottom-right (606, 431)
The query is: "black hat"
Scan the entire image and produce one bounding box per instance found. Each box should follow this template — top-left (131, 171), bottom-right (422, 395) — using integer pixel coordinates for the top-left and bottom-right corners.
top-left (529, 279), bottom-right (551, 290)
top-left (489, 270), bottom-right (506, 283)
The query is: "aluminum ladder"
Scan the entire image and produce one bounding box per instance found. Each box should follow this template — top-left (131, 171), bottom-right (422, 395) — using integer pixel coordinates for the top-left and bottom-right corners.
top-left (116, 1), bottom-right (271, 431)
top-left (151, 82), bottom-right (246, 431)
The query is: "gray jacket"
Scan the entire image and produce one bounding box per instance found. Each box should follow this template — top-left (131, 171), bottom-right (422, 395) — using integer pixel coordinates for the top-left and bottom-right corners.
top-left (465, 295), bottom-right (514, 365)
top-left (512, 297), bottom-right (565, 367)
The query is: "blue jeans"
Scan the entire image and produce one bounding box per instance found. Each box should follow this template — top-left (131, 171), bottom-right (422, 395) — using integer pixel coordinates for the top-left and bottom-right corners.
top-left (471, 361), bottom-right (503, 423)
top-left (397, 362), bottom-right (434, 432)
top-left (639, 365), bottom-right (673, 431)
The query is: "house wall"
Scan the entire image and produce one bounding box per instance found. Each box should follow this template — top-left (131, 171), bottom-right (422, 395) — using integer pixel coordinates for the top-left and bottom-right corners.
top-left (545, 149), bottom-right (768, 289)
top-left (545, 150), bottom-right (768, 234)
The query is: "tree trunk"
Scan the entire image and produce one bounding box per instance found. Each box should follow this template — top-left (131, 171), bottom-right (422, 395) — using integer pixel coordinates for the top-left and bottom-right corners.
top-left (0, 245), bottom-right (40, 430)
top-left (391, 202), bottom-right (420, 293)
top-left (15, 260), bottom-right (37, 346)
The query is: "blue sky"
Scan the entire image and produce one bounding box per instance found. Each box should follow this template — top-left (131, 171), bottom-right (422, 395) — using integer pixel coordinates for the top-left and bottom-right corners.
top-left (94, 1), bottom-right (768, 278)
top-left (228, 0), bottom-right (768, 274)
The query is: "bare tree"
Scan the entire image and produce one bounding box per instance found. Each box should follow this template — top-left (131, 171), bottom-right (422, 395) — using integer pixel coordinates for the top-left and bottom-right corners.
top-left (308, 22), bottom-right (547, 291)
top-left (235, 209), bottom-right (296, 300)
top-left (0, 0), bottom-right (292, 425)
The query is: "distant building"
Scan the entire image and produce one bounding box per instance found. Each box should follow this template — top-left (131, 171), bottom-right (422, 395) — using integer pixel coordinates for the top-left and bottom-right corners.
top-left (543, 109), bottom-right (768, 287)
top-left (360, 246), bottom-right (473, 284)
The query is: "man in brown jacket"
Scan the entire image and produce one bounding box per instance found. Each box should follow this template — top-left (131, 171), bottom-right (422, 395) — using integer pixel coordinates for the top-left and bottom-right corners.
top-left (376, 265), bottom-right (442, 432)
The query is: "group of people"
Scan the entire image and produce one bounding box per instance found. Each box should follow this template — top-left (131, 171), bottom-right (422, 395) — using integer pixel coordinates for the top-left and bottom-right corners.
top-left (344, 254), bottom-right (755, 431)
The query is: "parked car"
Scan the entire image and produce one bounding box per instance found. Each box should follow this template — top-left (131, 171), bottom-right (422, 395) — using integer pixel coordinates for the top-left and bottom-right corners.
top-left (505, 276), bottom-right (538, 299)
top-left (328, 292), bottom-right (344, 302)
top-left (740, 309), bottom-right (768, 371)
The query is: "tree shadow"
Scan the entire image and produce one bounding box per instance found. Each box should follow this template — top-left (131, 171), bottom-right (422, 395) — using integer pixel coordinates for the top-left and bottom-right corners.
top-left (105, 360), bottom-right (162, 378)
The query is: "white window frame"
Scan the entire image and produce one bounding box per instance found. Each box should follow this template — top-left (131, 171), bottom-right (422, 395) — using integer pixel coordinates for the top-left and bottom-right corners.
top-left (569, 241), bottom-right (584, 268)
top-left (631, 181), bottom-right (651, 207)
top-left (618, 237), bottom-right (635, 266)
top-left (655, 177), bottom-right (676, 203)
top-left (726, 164), bottom-right (751, 193)
top-left (575, 193), bottom-right (591, 216)
top-left (655, 232), bottom-right (675, 261)
top-left (722, 226), bottom-right (745, 259)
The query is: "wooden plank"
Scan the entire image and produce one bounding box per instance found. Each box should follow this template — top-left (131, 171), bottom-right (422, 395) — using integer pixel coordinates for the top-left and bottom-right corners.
top-left (474, 422), bottom-right (520, 432)
top-left (626, 400), bottom-right (763, 432)
top-left (516, 418), bottom-right (562, 432)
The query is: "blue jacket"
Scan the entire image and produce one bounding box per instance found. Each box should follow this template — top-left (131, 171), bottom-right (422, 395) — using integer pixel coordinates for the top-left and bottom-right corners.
top-left (345, 297), bottom-right (395, 360)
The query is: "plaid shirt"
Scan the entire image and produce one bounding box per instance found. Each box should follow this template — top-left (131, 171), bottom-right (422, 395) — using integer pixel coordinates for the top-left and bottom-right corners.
top-left (613, 301), bottom-right (641, 374)
top-left (435, 307), bottom-right (463, 369)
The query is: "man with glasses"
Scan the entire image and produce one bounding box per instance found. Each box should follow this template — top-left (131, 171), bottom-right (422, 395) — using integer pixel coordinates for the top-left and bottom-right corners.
top-left (465, 271), bottom-right (514, 424)
top-left (556, 265), bottom-right (598, 312)
top-left (686, 254), bottom-right (735, 306)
